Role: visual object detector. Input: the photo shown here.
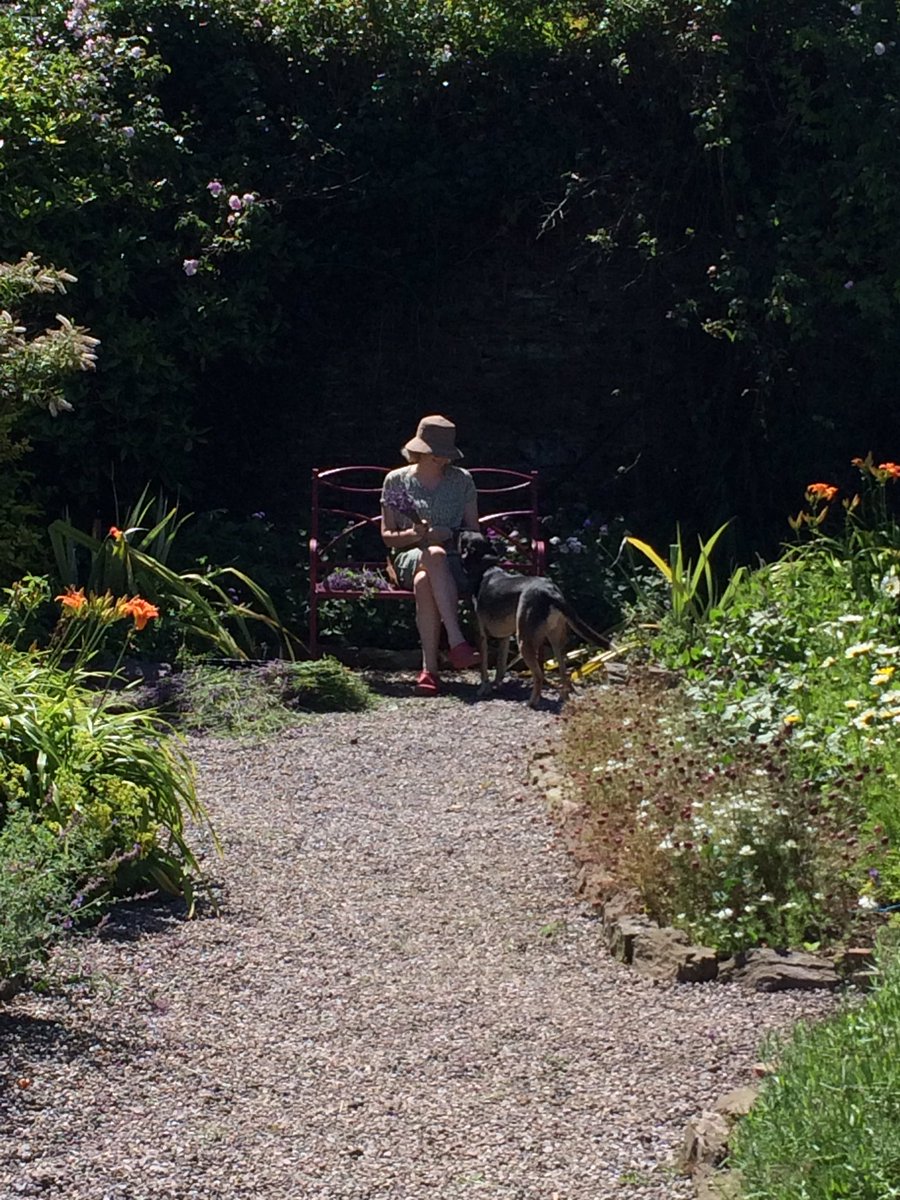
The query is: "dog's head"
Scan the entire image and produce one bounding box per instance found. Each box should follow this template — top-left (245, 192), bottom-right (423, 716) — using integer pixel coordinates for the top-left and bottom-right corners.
top-left (457, 530), bottom-right (503, 587)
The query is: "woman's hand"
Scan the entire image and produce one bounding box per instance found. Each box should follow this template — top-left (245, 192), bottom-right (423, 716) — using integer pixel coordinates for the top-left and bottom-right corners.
top-left (423, 524), bottom-right (453, 545)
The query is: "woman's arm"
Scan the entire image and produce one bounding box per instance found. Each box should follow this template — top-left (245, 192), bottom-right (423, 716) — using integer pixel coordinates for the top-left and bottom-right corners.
top-left (381, 504), bottom-right (428, 550)
top-left (461, 497), bottom-right (479, 532)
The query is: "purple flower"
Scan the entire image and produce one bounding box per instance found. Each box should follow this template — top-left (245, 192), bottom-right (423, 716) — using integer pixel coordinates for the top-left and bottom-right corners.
top-left (251, 511), bottom-right (266, 519)
top-left (121, 126), bottom-right (135, 139)
top-left (182, 258), bottom-right (199, 276)
top-left (844, 280), bottom-right (855, 289)
top-left (869, 867), bottom-right (881, 881)
top-left (207, 179), bottom-right (224, 197)
top-left (241, 192), bottom-right (256, 207)
top-left (382, 480), bottom-right (420, 519)
top-left (228, 194), bottom-right (243, 211)
top-left (326, 567), bottom-right (390, 592)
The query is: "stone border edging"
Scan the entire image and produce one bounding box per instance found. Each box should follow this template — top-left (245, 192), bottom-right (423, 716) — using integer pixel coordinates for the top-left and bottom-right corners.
top-left (528, 746), bottom-right (855, 992)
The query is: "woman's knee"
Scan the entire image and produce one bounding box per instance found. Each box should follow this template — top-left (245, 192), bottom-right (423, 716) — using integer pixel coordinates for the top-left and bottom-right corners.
top-left (419, 545), bottom-right (448, 569)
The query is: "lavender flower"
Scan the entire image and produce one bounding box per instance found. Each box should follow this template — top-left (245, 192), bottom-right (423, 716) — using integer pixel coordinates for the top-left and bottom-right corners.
top-left (207, 180), bottom-right (224, 197)
top-left (326, 568), bottom-right (390, 592)
top-left (182, 258), bottom-right (199, 276)
top-left (228, 194), bottom-right (243, 212)
top-left (382, 479), bottom-right (422, 520)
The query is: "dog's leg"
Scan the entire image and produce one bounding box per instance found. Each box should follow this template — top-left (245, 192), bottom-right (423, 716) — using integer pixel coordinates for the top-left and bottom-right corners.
top-left (494, 636), bottom-right (510, 690)
top-left (475, 619), bottom-right (492, 698)
top-left (549, 632), bottom-right (572, 701)
top-left (547, 612), bottom-right (572, 702)
top-left (519, 635), bottom-right (545, 708)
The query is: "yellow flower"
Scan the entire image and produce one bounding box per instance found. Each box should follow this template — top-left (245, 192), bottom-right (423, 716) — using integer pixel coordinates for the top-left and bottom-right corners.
top-left (783, 713), bottom-right (803, 726)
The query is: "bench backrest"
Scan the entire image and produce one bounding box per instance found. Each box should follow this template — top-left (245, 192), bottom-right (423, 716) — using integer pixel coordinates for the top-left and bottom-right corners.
top-left (309, 466), bottom-right (545, 655)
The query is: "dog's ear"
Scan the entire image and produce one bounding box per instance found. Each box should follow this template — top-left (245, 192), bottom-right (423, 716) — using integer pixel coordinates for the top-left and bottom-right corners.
top-left (458, 530), bottom-right (488, 558)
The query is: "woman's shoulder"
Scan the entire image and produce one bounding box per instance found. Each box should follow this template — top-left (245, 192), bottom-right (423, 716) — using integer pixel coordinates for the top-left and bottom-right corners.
top-left (447, 465), bottom-right (476, 494)
top-left (383, 464), bottom-right (413, 486)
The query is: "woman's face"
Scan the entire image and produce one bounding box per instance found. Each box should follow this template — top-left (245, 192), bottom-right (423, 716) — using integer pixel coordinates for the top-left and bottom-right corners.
top-left (425, 454), bottom-right (451, 467)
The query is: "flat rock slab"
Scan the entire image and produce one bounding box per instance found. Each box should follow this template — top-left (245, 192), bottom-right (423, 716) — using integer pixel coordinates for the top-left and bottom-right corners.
top-left (726, 948), bottom-right (841, 992)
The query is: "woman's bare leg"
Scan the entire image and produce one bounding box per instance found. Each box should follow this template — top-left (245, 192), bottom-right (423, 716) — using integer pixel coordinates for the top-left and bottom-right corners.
top-left (413, 570), bottom-right (442, 675)
top-left (418, 546), bottom-right (466, 647)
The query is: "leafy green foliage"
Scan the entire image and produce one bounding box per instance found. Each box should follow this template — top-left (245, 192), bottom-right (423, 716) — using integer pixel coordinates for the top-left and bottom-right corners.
top-left (566, 455), bottom-right (900, 948)
top-left (731, 950), bottom-right (900, 1200)
top-left (49, 488), bottom-right (298, 660)
top-left (3, 0), bottom-right (899, 574)
top-left (0, 645), bottom-right (208, 906)
top-left (0, 255), bottom-right (97, 578)
top-left (625, 522), bottom-right (746, 635)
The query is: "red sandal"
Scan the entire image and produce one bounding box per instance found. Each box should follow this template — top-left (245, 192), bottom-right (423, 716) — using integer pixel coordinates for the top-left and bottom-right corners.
top-left (448, 641), bottom-right (482, 671)
top-left (414, 670), bottom-right (440, 696)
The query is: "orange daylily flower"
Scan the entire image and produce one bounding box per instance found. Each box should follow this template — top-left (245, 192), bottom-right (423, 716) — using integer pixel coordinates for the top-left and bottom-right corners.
top-left (109, 526), bottom-right (123, 540)
top-left (119, 596), bottom-right (160, 631)
top-left (56, 587), bottom-right (87, 611)
top-left (878, 462), bottom-right (900, 479)
top-left (805, 482), bottom-right (838, 503)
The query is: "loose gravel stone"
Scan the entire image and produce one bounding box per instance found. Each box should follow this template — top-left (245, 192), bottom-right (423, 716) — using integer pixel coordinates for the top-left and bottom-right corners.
top-left (0, 689), bottom-right (838, 1199)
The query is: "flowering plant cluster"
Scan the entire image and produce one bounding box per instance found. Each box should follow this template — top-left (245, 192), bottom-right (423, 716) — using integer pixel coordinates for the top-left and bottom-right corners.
top-left (623, 454), bottom-right (900, 937)
top-left (483, 525), bottom-right (533, 568)
top-left (324, 567), bottom-right (392, 593)
top-left (560, 674), bottom-right (862, 953)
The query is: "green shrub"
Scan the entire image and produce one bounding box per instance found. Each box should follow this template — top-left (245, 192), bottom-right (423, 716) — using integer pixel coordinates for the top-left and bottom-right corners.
top-left (0, 807), bottom-right (108, 982)
top-left (0, 646), bottom-right (207, 904)
top-left (261, 657), bottom-right (376, 713)
top-left (731, 952), bottom-right (900, 1200)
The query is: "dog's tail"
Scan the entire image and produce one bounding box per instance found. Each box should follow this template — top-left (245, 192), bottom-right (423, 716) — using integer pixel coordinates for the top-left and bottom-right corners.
top-left (552, 598), bottom-right (609, 647)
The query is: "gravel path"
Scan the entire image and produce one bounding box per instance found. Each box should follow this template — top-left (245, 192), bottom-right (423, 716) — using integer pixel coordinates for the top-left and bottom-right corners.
top-left (0, 686), bottom-right (838, 1200)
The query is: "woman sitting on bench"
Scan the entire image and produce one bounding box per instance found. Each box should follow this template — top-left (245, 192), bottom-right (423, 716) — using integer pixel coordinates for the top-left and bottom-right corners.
top-left (380, 414), bottom-right (482, 696)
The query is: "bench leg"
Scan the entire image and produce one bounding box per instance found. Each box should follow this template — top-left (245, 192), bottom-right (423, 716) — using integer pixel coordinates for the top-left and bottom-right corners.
top-left (309, 593), bottom-right (319, 659)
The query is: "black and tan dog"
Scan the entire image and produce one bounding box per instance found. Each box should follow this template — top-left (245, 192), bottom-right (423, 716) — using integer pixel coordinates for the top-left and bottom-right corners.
top-left (458, 530), bottom-right (607, 707)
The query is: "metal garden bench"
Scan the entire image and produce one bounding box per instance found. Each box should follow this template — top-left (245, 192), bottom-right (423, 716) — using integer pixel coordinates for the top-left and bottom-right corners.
top-left (308, 466), bottom-right (545, 657)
